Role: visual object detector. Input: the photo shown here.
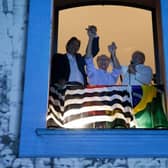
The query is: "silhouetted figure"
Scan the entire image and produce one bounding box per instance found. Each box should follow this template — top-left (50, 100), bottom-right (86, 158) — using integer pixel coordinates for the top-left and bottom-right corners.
top-left (85, 27), bottom-right (121, 85)
top-left (121, 51), bottom-right (153, 85)
top-left (50, 26), bottom-right (99, 86)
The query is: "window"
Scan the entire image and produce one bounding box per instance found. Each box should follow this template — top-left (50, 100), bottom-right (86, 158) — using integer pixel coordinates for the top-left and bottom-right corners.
top-left (19, 0), bottom-right (168, 157)
top-left (48, 5), bottom-right (168, 129)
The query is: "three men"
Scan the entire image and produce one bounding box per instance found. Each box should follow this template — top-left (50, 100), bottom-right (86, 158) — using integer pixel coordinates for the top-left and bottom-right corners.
top-left (51, 25), bottom-right (152, 86)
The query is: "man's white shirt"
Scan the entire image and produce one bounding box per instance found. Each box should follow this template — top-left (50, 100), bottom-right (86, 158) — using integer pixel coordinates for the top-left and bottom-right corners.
top-left (85, 56), bottom-right (121, 85)
top-left (121, 64), bottom-right (153, 85)
top-left (67, 53), bottom-right (84, 84)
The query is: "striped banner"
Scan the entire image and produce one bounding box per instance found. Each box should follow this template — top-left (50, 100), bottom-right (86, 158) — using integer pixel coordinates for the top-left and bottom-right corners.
top-left (47, 84), bottom-right (136, 129)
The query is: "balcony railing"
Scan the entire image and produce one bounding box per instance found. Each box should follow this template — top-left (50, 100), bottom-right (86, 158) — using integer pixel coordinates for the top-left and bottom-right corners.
top-left (47, 84), bottom-right (168, 129)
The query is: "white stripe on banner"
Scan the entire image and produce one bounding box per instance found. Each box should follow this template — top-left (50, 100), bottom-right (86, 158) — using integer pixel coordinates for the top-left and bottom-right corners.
top-left (47, 113), bottom-right (64, 127)
top-left (63, 113), bottom-right (128, 128)
top-left (48, 105), bottom-right (64, 120)
top-left (63, 105), bottom-right (132, 119)
top-left (64, 95), bottom-right (130, 107)
top-left (49, 96), bottom-right (64, 112)
top-left (65, 86), bottom-right (130, 95)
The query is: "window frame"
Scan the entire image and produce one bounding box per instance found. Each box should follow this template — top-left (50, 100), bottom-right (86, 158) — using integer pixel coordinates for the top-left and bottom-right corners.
top-left (19, 0), bottom-right (168, 157)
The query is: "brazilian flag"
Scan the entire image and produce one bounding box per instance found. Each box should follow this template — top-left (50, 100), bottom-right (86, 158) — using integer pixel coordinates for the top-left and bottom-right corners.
top-left (132, 85), bottom-right (168, 128)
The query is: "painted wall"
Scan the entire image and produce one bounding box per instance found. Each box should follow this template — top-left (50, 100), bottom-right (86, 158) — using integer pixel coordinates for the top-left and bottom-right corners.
top-left (0, 0), bottom-right (168, 167)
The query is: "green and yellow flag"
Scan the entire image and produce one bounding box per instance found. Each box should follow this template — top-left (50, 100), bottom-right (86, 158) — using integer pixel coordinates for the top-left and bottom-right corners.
top-left (132, 85), bottom-right (168, 128)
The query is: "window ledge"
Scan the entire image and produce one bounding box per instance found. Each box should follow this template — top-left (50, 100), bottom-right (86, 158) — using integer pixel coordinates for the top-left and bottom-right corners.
top-left (36, 128), bottom-right (168, 136)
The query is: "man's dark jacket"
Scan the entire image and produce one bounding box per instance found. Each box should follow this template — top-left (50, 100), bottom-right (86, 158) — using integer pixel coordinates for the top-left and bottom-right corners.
top-left (50, 37), bottom-right (99, 85)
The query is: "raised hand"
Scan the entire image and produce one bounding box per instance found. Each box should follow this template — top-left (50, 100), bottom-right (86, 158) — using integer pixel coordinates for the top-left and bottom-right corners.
top-left (86, 25), bottom-right (97, 38)
top-left (128, 64), bottom-right (136, 74)
top-left (108, 42), bottom-right (121, 69)
top-left (108, 42), bottom-right (117, 56)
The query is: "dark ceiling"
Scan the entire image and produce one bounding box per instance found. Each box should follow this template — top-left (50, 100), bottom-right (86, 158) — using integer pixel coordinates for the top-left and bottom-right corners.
top-left (54, 0), bottom-right (157, 10)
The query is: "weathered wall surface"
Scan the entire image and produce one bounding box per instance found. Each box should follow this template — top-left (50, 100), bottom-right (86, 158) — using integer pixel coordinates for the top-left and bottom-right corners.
top-left (0, 0), bottom-right (167, 167)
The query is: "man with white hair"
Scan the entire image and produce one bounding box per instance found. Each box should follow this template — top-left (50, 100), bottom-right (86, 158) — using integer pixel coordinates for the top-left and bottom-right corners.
top-left (85, 27), bottom-right (121, 85)
top-left (121, 50), bottom-right (153, 85)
